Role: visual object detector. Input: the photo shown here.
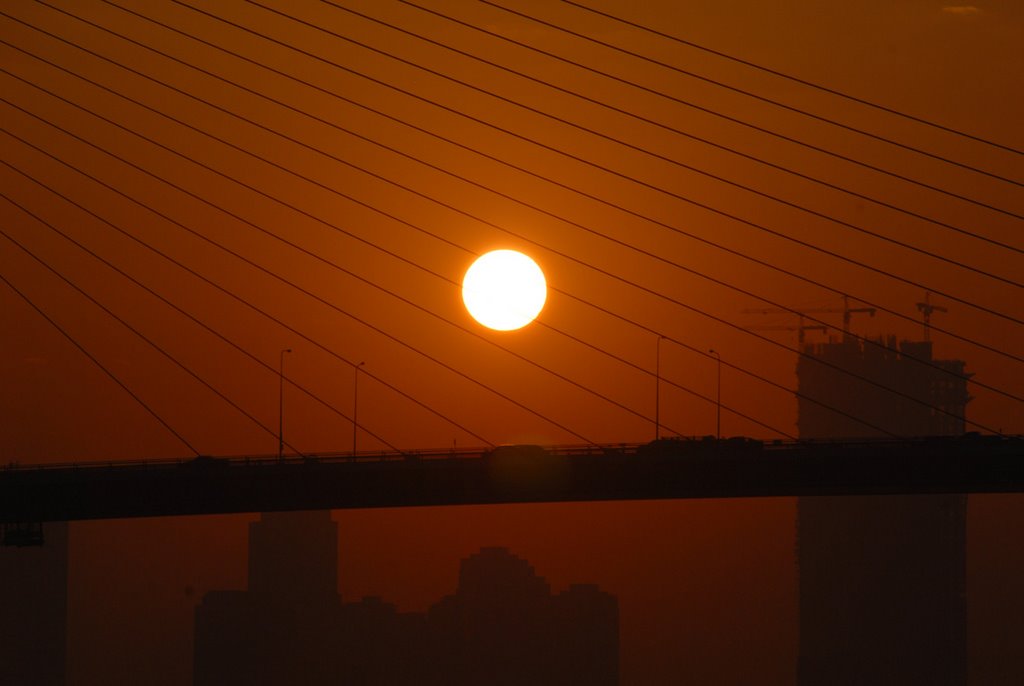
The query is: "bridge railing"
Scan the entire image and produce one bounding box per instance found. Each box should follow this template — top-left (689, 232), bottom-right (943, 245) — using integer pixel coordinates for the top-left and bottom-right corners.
top-left (3, 433), bottom-right (1019, 474)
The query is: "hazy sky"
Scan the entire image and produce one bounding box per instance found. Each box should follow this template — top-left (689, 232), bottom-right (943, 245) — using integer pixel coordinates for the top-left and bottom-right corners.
top-left (2, 1), bottom-right (1022, 684)
top-left (2, 0), bottom-right (1021, 459)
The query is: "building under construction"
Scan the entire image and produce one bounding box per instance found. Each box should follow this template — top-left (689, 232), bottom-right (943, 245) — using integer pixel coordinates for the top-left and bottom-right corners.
top-left (797, 335), bottom-right (971, 438)
top-left (796, 331), bottom-right (970, 685)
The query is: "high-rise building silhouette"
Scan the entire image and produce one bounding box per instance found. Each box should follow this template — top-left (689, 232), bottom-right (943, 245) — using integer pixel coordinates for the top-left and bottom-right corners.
top-left (797, 336), bottom-right (970, 438)
top-left (194, 510), bottom-right (342, 686)
top-left (796, 336), bottom-right (968, 685)
top-left (0, 521), bottom-right (69, 686)
top-left (194, 513), bottom-right (618, 685)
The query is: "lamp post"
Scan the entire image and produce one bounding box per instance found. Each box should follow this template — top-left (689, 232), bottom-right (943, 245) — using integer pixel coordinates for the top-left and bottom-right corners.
top-left (278, 348), bottom-right (292, 460)
top-left (655, 335), bottom-right (666, 440)
top-left (353, 361), bottom-right (365, 455)
top-left (709, 349), bottom-right (721, 440)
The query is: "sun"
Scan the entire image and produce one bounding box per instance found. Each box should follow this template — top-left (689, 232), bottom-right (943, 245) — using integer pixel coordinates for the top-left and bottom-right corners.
top-left (462, 250), bottom-right (547, 331)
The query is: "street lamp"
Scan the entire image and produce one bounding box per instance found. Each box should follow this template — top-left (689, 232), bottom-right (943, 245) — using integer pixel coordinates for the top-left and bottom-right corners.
top-left (278, 348), bottom-right (292, 460)
top-left (655, 335), bottom-right (666, 440)
top-left (709, 349), bottom-right (721, 440)
top-left (353, 361), bottom-right (365, 455)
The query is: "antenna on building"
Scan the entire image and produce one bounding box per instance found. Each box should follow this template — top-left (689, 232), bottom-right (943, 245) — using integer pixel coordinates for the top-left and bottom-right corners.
top-left (915, 291), bottom-right (947, 342)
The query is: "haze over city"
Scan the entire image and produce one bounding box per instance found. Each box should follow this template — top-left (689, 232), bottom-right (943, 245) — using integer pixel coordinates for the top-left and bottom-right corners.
top-left (1, 0), bottom-right (1021, 684)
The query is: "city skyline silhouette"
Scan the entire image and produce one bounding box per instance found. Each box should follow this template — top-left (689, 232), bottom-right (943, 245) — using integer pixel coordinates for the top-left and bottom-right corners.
top-left (194, 511), bottom-right (617, 685)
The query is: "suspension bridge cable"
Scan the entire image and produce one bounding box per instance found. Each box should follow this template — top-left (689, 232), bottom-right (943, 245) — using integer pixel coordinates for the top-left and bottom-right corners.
top-left (41, 12), bottom-right (1019, 372)
top-left (394, 0), bottom-right (1024, 256)
top-left (2, 17), bottom-right (999, 446)
top-left (299, 0), bottom-right (1024, 218)
top-left (126, 2), bottom-right (1024, 322)
top-left (0, 95), bottom-right (991, 440)
top-left (0, 74), bottom-right (847, 442)
top-left (18, 4), bottom-right (1021, 349)
top-left (8, 13), bottom-right (1016, 378)
top-left (557, 0), bottom-right (1024, 156)
top-left (0, 268), bottom-right (200, 457)
top-left (2, 33), bottom-right (1015, 418)
top-left (93, 1), bottom-right (1010, 283)
top-left (2, 17), bottom-right (1007, 430)
top-left (0, 223), bottom-right (305, 452)
top-left (0, 161), bottom-right (495, 449)
top-left (0, 115), bottom-right (685, 441)
top-left (101, 0), bottom-right (1015, 261)
top-left (0, 125), bottom-right (605, 446)
top-left (0, 193), bottom-right (403, 453)
top-left (397, 2), bottom-right (1024, 259)
top-left (5, 52), bottom-right (1003, 423)
top-left (0, 140), bottom-right (982, 449)
top-left (468, 0), bottom-right (1024, 188)
top-left (550, 292), bottom-right (892, 437)
top-left (5, 170), bottom-right (792, 442)
top-left (0, 99), bottom-right (887, 440)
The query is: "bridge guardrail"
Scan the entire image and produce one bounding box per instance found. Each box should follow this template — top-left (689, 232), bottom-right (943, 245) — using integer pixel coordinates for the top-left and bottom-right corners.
top-left (3, 434), bottom-right (1020, 474)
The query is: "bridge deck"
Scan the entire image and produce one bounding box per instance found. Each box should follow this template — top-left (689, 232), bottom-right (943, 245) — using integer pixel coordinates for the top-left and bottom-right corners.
top-left (2, 436), bottom-right (1022, 523)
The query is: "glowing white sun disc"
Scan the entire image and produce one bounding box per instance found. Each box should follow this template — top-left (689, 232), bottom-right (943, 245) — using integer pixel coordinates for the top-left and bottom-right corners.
top-left (462, 250), bottom-right (547, 331)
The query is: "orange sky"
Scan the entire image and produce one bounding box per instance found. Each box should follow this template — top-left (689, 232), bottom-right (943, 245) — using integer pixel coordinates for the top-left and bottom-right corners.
top-left (2, 1), bottom-right (1022, 683)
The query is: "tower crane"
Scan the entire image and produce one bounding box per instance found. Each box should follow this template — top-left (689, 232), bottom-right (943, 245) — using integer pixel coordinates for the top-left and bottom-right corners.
top-left (743, 296), bottom-right (876, 344)
top-left (745, 316), bottom-right (827, 345)
top-left (915, 291), bottom-right (947, 342)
